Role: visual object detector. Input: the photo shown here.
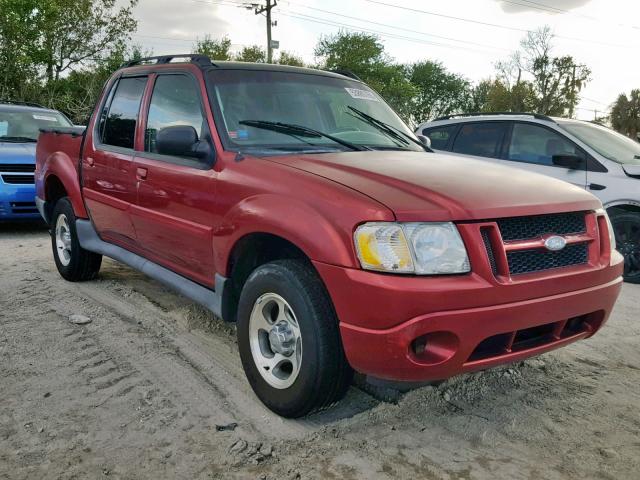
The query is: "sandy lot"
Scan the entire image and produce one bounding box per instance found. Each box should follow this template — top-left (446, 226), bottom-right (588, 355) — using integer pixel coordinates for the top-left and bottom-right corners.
top-left (1, 223), bottom-right (639, 479)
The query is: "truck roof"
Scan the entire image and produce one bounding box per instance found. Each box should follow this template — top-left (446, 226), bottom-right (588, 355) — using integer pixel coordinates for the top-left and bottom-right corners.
top-left (118, 54), bottom-right (360, 82)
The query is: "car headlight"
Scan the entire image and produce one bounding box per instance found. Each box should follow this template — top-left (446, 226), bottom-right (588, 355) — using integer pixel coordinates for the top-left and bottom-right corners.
top-left (597, 208), bottom-right (616, 251)
top-left (354, 222), bottom-right (470, 275)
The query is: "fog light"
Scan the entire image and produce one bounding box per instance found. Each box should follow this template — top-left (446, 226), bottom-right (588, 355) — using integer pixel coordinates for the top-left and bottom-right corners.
top-left (411, 331), bottom-right (459, 365)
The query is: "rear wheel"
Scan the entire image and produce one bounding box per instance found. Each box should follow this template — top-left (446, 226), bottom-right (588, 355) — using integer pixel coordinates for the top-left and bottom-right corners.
top-left (610, 211), bottom-right (640, 284)
top-left (236, 259), bottom-right (353, 418)
top-left (51, 197), bottom-right (102, 281)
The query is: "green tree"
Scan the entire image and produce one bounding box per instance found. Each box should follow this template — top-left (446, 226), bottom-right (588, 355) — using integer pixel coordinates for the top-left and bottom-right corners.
top-left (35, 0), bottom-right (138, 83)
top-left (496, 26), bottom-right (590, 116)
top-left (471, 78), bottom-right (536, 113)
top-left (408, 61), bottom-right (471, 123)
top-left (277, 51), bottom-right (304, 67)
top-left (0, 0), bottom-right (41, 98)
top-left (314, 31), bottom-right (416, 122)
top-left (193, 35), bottom-right (232, 61)
top-left (611, 90), bottom-right (640, 140)
top-left (235, 45), bottom-right (266, 63)
top-left (36, 44), bottom-right (149, 124)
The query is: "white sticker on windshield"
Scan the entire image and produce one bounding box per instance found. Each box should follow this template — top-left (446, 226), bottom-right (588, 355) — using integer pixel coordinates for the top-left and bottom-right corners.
top-left (344, 87), bottom-right (379, 102)
top-left (33, 114), bottom-right (58, 122)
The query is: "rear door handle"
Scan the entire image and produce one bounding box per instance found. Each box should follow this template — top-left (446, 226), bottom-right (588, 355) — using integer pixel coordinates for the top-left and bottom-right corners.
top-left (589, 183), bottom-right (606, 191)
top-left (86, 157), bottom-right (94, 167)
top-left (136, 167), bottom-right (148, 181)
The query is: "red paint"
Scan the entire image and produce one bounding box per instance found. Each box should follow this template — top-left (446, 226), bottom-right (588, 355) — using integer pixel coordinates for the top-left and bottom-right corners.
top-left (36, 61), bottom-right (624, 382)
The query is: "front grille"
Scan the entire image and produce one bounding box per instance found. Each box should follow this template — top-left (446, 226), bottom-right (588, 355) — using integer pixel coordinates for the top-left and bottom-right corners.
top-left (1, 174), bottom-right (34, 184)
top-left (0, 163), bottom-right (35, 173)
top-left (481, 228), bottom-right (498, 274)
top-left (497, 212), bottom-right (586, 241)
top-left (507, 243), bottom-right (588, 275)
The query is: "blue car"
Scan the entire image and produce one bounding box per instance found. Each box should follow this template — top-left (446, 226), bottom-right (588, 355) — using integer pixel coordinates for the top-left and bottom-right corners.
top-left (0, 102), bottom-right (73, 221)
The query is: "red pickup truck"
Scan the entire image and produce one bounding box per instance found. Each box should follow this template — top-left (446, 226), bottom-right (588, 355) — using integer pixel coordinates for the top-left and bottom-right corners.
top-left (36, 55), bottom-right (623, 417)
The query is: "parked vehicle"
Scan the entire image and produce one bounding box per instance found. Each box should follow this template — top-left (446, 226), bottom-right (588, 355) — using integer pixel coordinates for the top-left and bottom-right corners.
top-left (36, 56), bottom-right (623, 417)
top-left (0, 102), bottom-right (73, 221)
top-left (416, 113), bottom-right (640, 283)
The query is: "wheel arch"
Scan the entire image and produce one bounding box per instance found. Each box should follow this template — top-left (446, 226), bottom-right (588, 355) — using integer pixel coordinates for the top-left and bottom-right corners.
top-left (41, 152), bottom-right (87, 220)
top-left (606, 202), bottom-right (640, 218)
top-left (222, 231), bottom-right (320, 323)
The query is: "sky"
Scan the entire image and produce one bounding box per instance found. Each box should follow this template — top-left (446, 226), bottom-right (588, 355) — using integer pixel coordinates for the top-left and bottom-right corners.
top-left (124, 0), bottom-right (640, 121)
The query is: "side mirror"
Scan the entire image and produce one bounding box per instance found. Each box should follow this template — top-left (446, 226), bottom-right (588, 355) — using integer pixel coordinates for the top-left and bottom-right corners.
top-left (417, 134), bottom-right (432, 149)
top-left (156, 125), bottom-right (210, 159)
top-left (552, 154), bottom-right (585, 170)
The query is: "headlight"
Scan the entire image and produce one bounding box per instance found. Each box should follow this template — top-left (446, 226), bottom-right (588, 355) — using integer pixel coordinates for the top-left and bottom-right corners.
top-left (597, 208), bottom-right (616, 251)
top-left (354, 222), bottom-right (470, 275)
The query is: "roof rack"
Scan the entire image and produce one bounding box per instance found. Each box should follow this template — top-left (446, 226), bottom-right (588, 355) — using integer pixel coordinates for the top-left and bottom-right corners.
top-left (0, 100), bottom-right (47, 109)
top-left (121, 54), bottom-right (214, 68)
top-left (434, 112), bottom-right (555, 122)
top-left (331, 69), bottom-right (362, 81)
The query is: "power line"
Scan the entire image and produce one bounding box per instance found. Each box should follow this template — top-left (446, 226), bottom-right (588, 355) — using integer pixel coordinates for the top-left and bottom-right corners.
top-left (363, 0), bottom-right (638, 50)
top-left (290, 4), bottom-right (509, 52)
top-left (502, 0), bottom-right (640, 31)
top-left (278, 11), bottom-right (499, 56)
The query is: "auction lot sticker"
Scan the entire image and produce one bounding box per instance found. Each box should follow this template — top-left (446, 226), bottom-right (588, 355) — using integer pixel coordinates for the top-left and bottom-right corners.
top-left (345, 88), bottom-right (380, 102)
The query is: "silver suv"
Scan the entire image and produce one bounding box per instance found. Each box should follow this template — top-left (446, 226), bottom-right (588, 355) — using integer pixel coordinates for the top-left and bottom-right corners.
top-left (416, 113), bottom-right (640, 283)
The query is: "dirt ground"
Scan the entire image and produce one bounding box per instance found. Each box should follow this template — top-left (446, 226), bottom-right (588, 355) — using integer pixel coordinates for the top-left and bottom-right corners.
top-left (1, 223), bottom-right (639, 480)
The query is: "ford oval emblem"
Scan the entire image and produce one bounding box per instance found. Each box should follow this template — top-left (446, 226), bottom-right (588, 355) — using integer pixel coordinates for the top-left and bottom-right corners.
top-left (544, 235), bottom-right (567, 252)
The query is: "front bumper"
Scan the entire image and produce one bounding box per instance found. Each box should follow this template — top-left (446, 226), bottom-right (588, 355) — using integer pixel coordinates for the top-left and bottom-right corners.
top-left (0, 183), bottom-right (41, 220)
top-left (313, 250), bottom-right (624, 382)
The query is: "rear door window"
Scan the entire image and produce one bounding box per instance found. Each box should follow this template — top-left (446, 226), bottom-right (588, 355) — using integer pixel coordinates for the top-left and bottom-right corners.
top-left (508, 122), bottom-right (579, 166)
top-left (451, 122), bottom-right (508, 158)
top-left (101, 76), bottom-right (147, 149)
top-left (421, 125), bottom-right (457, 150)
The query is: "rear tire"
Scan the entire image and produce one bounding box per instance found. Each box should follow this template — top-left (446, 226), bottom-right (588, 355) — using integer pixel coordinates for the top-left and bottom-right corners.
top-left (50, 197), bottom-right (102, 282)
top-left (610, 211), bottom-right (640, 284)
top-left (236, 259), bottom-right (353, 418)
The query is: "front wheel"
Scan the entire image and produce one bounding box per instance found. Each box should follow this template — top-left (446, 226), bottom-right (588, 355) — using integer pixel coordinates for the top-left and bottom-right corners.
top-left (610, 211), bottom-right (640, 284)
top-left (50, 197), bottom-right (102, 282)
top-left (236, 259), bottom-right (353, 418)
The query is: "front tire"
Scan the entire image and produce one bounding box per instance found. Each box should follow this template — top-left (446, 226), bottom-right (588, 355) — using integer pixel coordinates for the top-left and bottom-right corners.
top-left (50, 197), bottom-right (102, 282)
top-left (610, 211), bottom-right (640, 284)
top-left (237, 259), bottom-right (353, 418)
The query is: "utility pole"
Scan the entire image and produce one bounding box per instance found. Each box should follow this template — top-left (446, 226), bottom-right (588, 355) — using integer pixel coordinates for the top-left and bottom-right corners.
top-left (569, 64), bottom-right (577, 118)
top-left (254, 0), bottom-right (277, 63)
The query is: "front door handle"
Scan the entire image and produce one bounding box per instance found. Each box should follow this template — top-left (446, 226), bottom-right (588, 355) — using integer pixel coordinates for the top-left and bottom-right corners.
top-left (589, 183), bottom-right (606, 191)
top-left (86, 157), bottom-right (94, 167)
top-left (136, 167), bottom-right (148, 181)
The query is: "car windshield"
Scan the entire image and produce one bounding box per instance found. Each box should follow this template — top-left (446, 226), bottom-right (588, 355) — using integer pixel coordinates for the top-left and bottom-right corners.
top-left (206, 69), bottom-right (423, 153)
top-left (0, 108), bottom-right (72, 142)
top-left (559, 121), bottom-right (640, 165)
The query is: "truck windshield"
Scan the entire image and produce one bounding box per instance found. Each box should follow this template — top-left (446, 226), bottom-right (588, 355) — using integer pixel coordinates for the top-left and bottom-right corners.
top-left (0, 109), bottom-right (72, 143)
top-left (559, 120), bottom-right (640, 165)
top-left (206, 69), bottom-right (423, 153)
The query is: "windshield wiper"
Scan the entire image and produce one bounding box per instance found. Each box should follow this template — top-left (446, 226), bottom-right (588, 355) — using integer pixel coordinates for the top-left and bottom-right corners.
top-left (239, 120), bottom-right (368, 152)
top-left (347, 106), bottom-right (431, 152)
top-left (0, 136), bottom-right (37, 143)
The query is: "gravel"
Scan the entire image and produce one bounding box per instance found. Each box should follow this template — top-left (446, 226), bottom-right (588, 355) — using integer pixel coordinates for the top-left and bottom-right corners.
top-left (1, 224), bottom-right (638, 479)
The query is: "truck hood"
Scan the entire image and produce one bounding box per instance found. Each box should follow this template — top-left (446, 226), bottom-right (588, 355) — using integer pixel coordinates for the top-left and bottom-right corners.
top-left (265, 151), bottom-right (601, 221)
top-left (0, 142), bottom-right (37, 163)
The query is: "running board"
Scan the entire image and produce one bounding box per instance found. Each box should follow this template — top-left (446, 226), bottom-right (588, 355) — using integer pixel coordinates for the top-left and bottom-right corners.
top-left (75, 219), bottom-right (226, 319)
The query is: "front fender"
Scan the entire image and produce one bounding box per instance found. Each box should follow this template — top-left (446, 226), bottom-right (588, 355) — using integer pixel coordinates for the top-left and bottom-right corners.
top-left (214, 193), bottom-right (360, 275)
